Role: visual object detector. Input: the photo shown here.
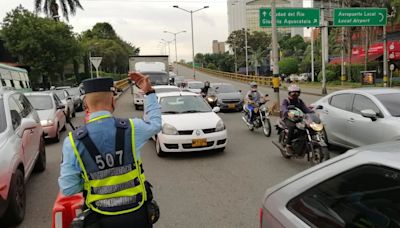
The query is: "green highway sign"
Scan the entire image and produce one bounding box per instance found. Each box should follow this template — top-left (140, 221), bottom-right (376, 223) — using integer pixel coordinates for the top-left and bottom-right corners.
top-left (259, 8), bottom-right (320, 28)
top-left (333, 8), bottom-right (387, 26)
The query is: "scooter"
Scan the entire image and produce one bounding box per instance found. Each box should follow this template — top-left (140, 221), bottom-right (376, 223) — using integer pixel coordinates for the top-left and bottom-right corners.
top-left (272, 108), bottom-right (330, 165)
top-left (242, 101), bottom-right (271, 137)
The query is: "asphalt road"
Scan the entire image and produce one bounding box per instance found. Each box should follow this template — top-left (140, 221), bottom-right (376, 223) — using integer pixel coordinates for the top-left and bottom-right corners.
top-left (16, 67), bottom-right (346, 228)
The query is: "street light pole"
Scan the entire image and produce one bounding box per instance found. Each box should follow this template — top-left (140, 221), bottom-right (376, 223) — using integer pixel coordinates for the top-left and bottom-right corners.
top-left (173, 5), bottom-right (209, 80)
top-left (271, 0), bottom-right (280, 112)
top-left (232, 1), bottom-right (249, 76)
top-left (164, 30), bottom-right (186, 75)
top-left (162, 39), bottom-right (173, 62)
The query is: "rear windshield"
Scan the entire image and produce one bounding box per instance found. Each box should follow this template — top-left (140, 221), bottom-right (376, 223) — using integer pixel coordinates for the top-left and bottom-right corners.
top-left (0, 99), bottom-right (6, 133)
top-left (188, 82), bottom-right (204, 89)
top-left (26, 95), bottom-right (54, 110)
top-left (144, 72), bottom-right (169, 85)
top-left (375, 93), bottom-right (400, 117)
top-left (211, 84), bottom-right (236, 93)
top-left (53, 90), bottom-right (65, 100)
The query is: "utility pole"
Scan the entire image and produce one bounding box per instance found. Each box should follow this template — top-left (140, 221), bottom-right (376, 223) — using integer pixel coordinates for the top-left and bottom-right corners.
top-left (321, 0), bottom-right (328, 95)
top-left (244, 28), bottom-right (249, 76)
top-left (271, 0), bottom-right (280, 112)
top-left (164, 30), bottom-right (186, 75)
top-left (340, 0), bottom-right (345, 86)
top-left (311, 29), bottom-right (315, 82)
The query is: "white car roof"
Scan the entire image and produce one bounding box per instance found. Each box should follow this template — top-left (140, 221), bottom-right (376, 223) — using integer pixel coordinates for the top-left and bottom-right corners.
top-left (24, 92), bottom-right (52, 96)
top-left (153, 85), bottom-right (179, 89)
top-left (157, 91), bottom-right (199, 98)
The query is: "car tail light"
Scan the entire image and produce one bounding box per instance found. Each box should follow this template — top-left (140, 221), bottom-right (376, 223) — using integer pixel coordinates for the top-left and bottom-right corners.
top-left (259, 207), bottom-right (263, 228)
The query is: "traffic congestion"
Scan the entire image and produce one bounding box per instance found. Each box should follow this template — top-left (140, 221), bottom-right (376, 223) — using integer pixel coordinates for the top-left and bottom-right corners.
top-left (1, 0), bottom-right (400, 227)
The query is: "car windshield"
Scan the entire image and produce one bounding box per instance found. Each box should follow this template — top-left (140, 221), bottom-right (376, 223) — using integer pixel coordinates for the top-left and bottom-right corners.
top-left (188, 82), bottom-right (203, 89)
top-left (375, 93), bottom-right (400, 117)
top-left (160, 96), bottom-right (211, 114)
top-left (0, 99), bottom-right (6, 133)
top-left (53, 90), bottom-right (65, 100)
top-left (144, 72), bottom-right (169, 85)
top-left (26, 95), bottom-right (53, 110)
top-left (155, 87), bottom-right (180, 93)
top-left (211, 84), bottom-right (236, 93)
top-left (67, 87), bottom-right (80, 96)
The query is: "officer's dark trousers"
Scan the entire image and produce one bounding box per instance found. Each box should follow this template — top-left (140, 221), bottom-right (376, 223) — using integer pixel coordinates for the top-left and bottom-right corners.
top-left (84, 203), bottom-right (152, 228)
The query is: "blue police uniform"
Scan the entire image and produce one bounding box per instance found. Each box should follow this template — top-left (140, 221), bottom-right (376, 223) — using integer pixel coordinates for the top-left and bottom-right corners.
top-left (58, 78), bottom-right (161, 227)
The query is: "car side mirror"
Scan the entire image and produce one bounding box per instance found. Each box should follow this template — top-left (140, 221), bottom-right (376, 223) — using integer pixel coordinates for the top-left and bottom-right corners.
top-left (17, 118), bottom-right (37, 137)
top-left (361, 109), bottom-right (377, 121)
top-left (316, 105), bottom-right (323, 110)
top-left (57, 104), bottom-right (65, 110)
top-left (212, 107), bottom-right (221, 113)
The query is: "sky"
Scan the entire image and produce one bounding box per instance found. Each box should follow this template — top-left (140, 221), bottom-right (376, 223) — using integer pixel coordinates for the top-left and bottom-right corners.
top-left (0, 0), bottom-right (229, 61)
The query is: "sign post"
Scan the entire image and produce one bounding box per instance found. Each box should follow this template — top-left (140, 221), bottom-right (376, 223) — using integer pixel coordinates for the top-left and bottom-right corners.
top-left (333, 8), bottom-right (387, 27)
top-left (259, 8), bottom-right (320, 27)
top-left (89, 57), bottom-right (102, 78)
top-left (390, 64), bottom-right (395, 87)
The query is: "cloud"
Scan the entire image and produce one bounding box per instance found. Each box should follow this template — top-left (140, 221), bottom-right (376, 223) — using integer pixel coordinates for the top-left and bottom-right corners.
top-left (1, 0), bottom-right (228, 61)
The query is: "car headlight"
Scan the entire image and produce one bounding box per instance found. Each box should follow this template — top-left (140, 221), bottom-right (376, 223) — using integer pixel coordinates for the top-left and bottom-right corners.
top-left (206, 96), bottom-right (217, 103)
top-left (40, 119), bottom-right (54, 127)
top-left (162, 123), bottom-right (178, 135)
top-left (216, 120), bottom-right (225, 132)
top-left (310, 122), bottom-right (324, 132)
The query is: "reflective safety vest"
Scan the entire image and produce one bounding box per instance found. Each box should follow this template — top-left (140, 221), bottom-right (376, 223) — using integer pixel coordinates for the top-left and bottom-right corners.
top-left (69, 115), bottom-right (147, 215)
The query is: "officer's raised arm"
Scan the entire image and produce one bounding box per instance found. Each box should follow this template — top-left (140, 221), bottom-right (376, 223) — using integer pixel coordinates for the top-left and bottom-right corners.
top-left (129, 72), bottom-right (162, 148)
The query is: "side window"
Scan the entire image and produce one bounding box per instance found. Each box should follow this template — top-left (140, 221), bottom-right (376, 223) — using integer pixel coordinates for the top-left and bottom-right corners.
top-left (54, 95), bottom-right (62, 106)
top-left (12, 93), bottom-right (32, 118)
top-left (329, 93), bottom-right (353, 111)
top-left (287, 165), bottom-right (400, 227)
top-left (10, 80), bottom-right (15, 88)
top-left (9, 97), bottom-right (23, 130)
top-left (352, 94), bottom-right (381, 116)
top-left (1, 79), bottom-right (5, 87)
top-left (19, 81), bottom-right (25, 89)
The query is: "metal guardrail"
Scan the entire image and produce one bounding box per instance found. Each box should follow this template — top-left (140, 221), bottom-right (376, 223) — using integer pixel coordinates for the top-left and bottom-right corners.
top-left (114, 78), bottom-right (130, 91)
top-left (180, 64), bottom-right (274, 86)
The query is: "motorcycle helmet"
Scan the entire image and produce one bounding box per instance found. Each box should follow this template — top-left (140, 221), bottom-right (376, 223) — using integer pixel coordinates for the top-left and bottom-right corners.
top-left (204, 81), bottom-right (210, 87)
top-left (250, 81), bottom-right (258, 92)
top-left (288, 84), bottom-right (301, 98)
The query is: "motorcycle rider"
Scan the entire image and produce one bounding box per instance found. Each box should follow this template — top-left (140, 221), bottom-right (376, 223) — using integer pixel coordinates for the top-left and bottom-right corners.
top-left (281, 84), bottom-right (312, 155)
top-left (245, 82), bottom-right (268, 125)
top-left (201, 81), bottom-right (211, 97)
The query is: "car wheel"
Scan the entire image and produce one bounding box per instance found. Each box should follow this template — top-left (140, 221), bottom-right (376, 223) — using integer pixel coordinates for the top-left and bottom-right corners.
top-left (322, 128), bottom-right (331, 149)
top-left (3, 169), bottom-right (26, 225)
top-left (34, 136), bottom-right (46, 172)
top-left (54, 125), bottom-right (60, 143)
top-left (155, 137), bottom-right (166, 157)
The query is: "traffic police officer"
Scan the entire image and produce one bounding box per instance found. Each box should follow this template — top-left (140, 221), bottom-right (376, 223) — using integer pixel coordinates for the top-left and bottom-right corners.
top-left (58, 73), bottom-right (161, 227)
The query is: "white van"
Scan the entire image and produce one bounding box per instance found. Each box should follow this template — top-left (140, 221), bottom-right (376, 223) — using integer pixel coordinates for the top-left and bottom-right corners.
top-left (0, 63), bottom-right (31, 91)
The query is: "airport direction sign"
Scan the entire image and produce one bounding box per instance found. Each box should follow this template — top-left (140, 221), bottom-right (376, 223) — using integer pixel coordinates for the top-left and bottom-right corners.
top-left (333, 8), bottom-right (387, 27)
top-left (259, 8), bottom-right (320, 28)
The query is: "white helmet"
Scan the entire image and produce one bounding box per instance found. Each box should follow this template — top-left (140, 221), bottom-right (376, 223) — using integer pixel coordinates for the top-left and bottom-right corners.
top-left (288, 84), bottom-right (300, 94)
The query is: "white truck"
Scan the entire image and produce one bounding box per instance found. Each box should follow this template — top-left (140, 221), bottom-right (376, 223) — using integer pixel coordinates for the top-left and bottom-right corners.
top-left (129, 55), bottom-right (170, 110)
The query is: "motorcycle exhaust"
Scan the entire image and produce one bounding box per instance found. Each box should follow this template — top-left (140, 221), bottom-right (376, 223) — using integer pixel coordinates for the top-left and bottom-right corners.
top-left (272, 140), bottom-right (286, 153)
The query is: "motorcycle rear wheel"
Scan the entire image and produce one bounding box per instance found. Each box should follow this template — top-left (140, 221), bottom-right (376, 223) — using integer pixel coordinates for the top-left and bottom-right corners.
top-left (310, 146), bottom-right (330, 166)
top-left (262, 118), bottom-right (271, 137)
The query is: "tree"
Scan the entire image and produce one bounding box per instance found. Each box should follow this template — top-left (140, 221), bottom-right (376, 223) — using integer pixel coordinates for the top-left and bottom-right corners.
top-left (2, 6), bottom-right (80, 86)
top-left (278, 57), bottom-right (299, 75)
top-left (34, 0), bottom-right (83, 21)
top-left (249, 47), bottom-right (266, 76)
top-left (279, 35), bottom-right (307, 60)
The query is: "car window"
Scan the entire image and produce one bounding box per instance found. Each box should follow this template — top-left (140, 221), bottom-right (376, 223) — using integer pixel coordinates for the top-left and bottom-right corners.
top-left (54, 94), bottom-right (62, 106)
top-left (9, 96), bottom-right (22, 130)
top-left (54, 90), bottom-right (66, 100)
top-left (0, 99), bottom-right (6, 133)
top-left (329, 93), bottom-right (353, 111)
top-left (211, 84), bottom-right (236, 93)
top-left (375, 93), bottom-right (400, 117)
top-left (12, 93), bottom-right (33, 118)
top-left (188, 83), bottom-right (203, 89)
top-left (352, 94), bottom-right (381, 116)
top-left (160, 96), bottom-right (211, 114)
top-left (26, 95), bottom-right (54, 110)
top-left (287, 165), bottom-right (400, 227)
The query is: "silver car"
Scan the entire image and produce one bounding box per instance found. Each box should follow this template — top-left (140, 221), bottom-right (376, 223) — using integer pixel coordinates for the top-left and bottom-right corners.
top-left (260, 141), bottom-right (400, 227)
top-left (313, 88), bottom-right (400, 148)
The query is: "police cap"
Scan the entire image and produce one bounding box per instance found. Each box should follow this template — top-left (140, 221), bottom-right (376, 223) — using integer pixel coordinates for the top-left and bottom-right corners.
top-left (82, 78), bottom-right (115, 94)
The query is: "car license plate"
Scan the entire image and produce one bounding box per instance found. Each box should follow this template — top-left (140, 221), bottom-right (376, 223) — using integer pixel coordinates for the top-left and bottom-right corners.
top-left (192, 138), bottom-right (207, 147)
top-left (228, 104), bottom-right (236, 109)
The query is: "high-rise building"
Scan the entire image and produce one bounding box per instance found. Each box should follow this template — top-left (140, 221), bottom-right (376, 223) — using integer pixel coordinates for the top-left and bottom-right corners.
top-left (212, 40), bottom-right (226, 54)
top-left (227, 0), bottom-right (304, 36)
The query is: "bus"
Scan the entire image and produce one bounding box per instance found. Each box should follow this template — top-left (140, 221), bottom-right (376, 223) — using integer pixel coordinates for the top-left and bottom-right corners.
top-left (0, 63), bottom-right (31, 91)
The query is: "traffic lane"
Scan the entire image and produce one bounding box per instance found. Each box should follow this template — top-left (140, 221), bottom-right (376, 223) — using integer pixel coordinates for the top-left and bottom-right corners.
top-left (177, 65), bottom-right (321, 106)
top-left (121, 95), bottom-right (311, 227)
top-left (18, 111), bottom-right (85, 228)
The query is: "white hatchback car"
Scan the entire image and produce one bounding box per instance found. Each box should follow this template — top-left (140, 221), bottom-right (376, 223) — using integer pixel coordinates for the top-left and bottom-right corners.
top-left (155, 92), bottom-right (227, 156)
top-left (25, 92), bottom-right (67, 142)
top-left (260, 141), bottom-right (400, 228)
top-left (0, 89), bottom-right (46, 225)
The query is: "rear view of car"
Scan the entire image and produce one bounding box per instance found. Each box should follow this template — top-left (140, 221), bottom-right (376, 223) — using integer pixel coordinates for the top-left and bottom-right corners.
top-left (186, 81), bottom-right (204, 94)
top-left (209, 83), bottom-right (243, 112)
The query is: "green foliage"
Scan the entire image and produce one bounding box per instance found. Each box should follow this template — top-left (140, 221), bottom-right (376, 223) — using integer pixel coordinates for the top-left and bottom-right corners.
top-left (278, 57), bottom-right (299, 75)
top-left (206, 63), bottom-right (217, 70)
top-left (80, 22), bottom-right (140, 74)
top-left (318, 70), bottom-right (338, 82)
top-left (34, 0), bottom-right (83, 21)
top-left (195, 52), bottom-right (235, 72)
top-left (279, 35), bottom-right (307, 59)
top-left (2, 6), bottom-right (80, 85)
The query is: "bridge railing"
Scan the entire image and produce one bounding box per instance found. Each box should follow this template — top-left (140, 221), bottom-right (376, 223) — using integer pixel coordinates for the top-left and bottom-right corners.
top-left (114, 78), bottom-right (130, 91)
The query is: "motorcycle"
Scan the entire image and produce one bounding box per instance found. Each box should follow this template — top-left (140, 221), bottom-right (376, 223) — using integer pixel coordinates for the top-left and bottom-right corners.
top-left (272, 107), bottom-right (330, 165)
top-left (242, 101), bottom-right (272, 137)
